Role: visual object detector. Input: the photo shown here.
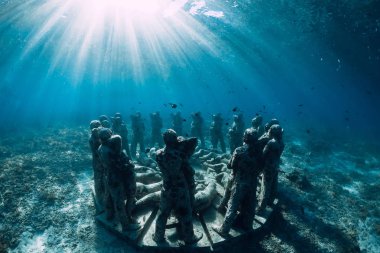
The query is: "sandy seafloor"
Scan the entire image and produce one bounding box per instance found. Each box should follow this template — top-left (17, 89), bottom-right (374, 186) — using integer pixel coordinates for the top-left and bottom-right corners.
top-left (0, 125), bottom-right (379, 253)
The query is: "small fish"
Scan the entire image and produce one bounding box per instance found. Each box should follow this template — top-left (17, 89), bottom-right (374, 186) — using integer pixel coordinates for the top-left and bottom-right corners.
top-left (298, 104), bottom-right (303, 107)
top-left (263, 105), bottom-right (266, 110)
top-left (232, 107), bottom-right (238, 112)
top-left (145, 148), bottom-right (151, 153)
top-left (169, 103), bottom-right (177, 109)
top-left (311, 86), bottom-right (315, 90)
top-left (163, 104), bottom-right (167, 107)
top-left (183, 119), bottom-right (186, 122)
top-left (138, 101), bottom-right (142, 104)
top-left (306, 129), bottom-right (311, 134)
top-left (255, 113), bottom-right (259, 116)
top-left (345, 117), bottom-right (350, 121)
top-left (225, 123), bottom-right (229, 126)
top-left (366, 90), bottom-right (372, 95)
top-left (179, 103), bottom-right (183, 107)
top-left (185, 133), bottom-right (189, 137)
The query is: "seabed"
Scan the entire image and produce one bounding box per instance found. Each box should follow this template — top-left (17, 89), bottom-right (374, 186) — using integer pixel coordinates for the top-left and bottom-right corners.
top-left (2, 126), bottom-right (379, 252)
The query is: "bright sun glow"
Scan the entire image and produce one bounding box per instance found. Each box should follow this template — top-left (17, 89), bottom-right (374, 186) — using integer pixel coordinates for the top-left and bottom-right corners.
top-left (85, 0), bottom-right (162, 17)
top-left (9, 0), bottom-right (225, 84)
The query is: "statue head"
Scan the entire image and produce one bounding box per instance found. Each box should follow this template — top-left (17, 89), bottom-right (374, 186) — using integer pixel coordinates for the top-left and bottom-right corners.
top-left (163, 129), bottom-right (178, 146)
top-left (251, 115), bottom-right (263, 127)
top-left (90, 120), bottom-right (101, 130)
top-left (265, 118), bottom-right (280, 132)
top-left (98, 128), bottom-right (113, 143)
top-left (269, 124), bottom-right (283, 139)
top-left (243, 128), bottom-right (259, 145)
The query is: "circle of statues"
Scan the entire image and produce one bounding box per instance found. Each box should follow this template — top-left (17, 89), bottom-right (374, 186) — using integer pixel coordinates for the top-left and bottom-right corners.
top-left (89, 111), bottom-right (284, 246)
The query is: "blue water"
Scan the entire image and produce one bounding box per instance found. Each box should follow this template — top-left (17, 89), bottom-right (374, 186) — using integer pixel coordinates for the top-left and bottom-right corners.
top-left (0, 0), bottom-right (379, 140)
top-left (1, 1), bottom-right (380, 252)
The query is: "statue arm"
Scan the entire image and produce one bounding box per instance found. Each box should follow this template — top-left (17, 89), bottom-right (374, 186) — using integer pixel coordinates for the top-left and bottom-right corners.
top-left (227, 150), bottom-right (239, 174)
top-left (263, 140), bottom-right (275, 156)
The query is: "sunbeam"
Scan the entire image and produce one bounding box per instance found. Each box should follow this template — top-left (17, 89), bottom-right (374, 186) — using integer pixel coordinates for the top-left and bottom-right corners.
top-left (6, 0), bottom-right (227, 85)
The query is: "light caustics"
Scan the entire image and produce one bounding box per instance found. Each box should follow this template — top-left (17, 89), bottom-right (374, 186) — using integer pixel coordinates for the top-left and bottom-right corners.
top-left (8, 0), bottom-right (226, 84)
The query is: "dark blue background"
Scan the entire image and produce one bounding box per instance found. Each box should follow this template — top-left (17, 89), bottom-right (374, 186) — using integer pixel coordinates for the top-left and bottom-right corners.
top-left (0, 0), bottom-right (379, 141)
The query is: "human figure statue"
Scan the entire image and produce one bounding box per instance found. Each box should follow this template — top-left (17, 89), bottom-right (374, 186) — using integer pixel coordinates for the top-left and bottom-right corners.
top-left (89, 120), bottom-right (104, 207)
top-left (99, 115), bottom-right (111, 128)
top-left (264, 118), bottom-right (280, 133)
top-left (256, 118), bottom-right (280, 155)
top-left (98, 128), bottom-right (140, 231)
top-left (190, 112), bottom-right (205, 148)
top-left (130, 112), bottom-right (145, 159)
top-left (150, 112), bottom-right (163, 148)
top-left (152, 129), bottom-right (202, 245)
top-left (216, 175), bottom-right (232, 215)
top-left (99, 115), bottom-right (109, 122)
top-left (213, 129), bottom-right (261, 236)
top-left (251, 115), bottom-right (265, 137)
top-left (218, 115), bottom-right (267, 214)
top-left (171, 111), bottom-right (184, 136)
top-left (177, 136), bottom-right (198, 211)
top-left (257, 124), bottom-right (284, 212)
top-left (111, 113), bottom-right (131, 158)
top-left (210, 113), bottom-right (226, 153)
top-left (228, 113), bottom-right (245, 154)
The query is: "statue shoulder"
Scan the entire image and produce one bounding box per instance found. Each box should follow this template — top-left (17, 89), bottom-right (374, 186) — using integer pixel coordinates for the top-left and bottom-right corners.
top-left (156, 148), bottom-right (165, 157)
top-left (235, 146), bottom-right (246, 154)
top-left (232, 146), bottom-right (246, 158)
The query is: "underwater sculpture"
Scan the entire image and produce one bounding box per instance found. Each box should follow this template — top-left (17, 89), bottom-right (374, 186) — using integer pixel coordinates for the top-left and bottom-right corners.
top-left (171, 111), bottom-right (184, 136)
top-left (89, 115), bottom-right (282, 249)
top-left (98, 128), bottom-right (140, 231)
top-left (255, 119), bottom-right (281, 210)
top-left (191, 112), bottom-right (205, 148)
top-left (130, 112), bottom-right (146, 159)
top-left (206, 154), bottom-right (230, 164)
top-left (89, 120), bottom-right (104, 207)
top-left (198, 152), bottom-right (218, 162)
top-left (135, 171), bottom-right (162, 184)
top-left (177, 136), bottom-right (198, 210)
top-left (135, 179), bottom-right (217, 213)
top-left (213, 129), bottom-right (262, 236)
top-left (228, 113), bottom-right (245, 154)
top-left (192, 180), bottom-right (217, 212)
top-left (136, 151), bottom-right (158, 169)
top-left (257, 124), bottom-right (284, 213)
top-left (210, 113), bottom-right (226, 152)
top-left (111, 113), bottom-right (131, 158)
top-left (99, 115), bottom-right (111, 128)
top-left (150, 112), bottom-right (164, 147)
top-left (152, 129), bottom-right (203, 244)
top-left (192, 148), bottom-right (208, 157)
top-left (136, 181), bottom-right (163, 196)
top-left (170, 112), bottom-right (186, 136)
top-left (251, 115), bottom-right (265, 137)
top-left (202, 162), bottom-right (227, 173)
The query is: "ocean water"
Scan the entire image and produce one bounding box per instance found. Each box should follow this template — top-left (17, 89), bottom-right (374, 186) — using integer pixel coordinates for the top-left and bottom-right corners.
top-left (0, 0), bottom-right (379, 252)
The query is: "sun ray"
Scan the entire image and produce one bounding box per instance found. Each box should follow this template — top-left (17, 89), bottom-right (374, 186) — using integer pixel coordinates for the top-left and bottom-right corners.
top-left (6, 0), bottom-right (228, 85)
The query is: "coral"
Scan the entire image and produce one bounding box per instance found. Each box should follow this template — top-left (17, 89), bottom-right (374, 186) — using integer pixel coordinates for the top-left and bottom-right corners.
top-left (358, 217), bottom-right (380, 252)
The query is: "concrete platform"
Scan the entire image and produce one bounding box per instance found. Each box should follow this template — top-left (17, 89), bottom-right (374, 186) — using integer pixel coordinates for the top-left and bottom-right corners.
top-left (93, 184), bottom-right (279, 251)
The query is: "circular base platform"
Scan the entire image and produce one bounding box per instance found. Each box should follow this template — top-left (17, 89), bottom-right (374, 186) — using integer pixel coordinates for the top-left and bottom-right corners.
top-left (93, 186), bottom-right (279, 252)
